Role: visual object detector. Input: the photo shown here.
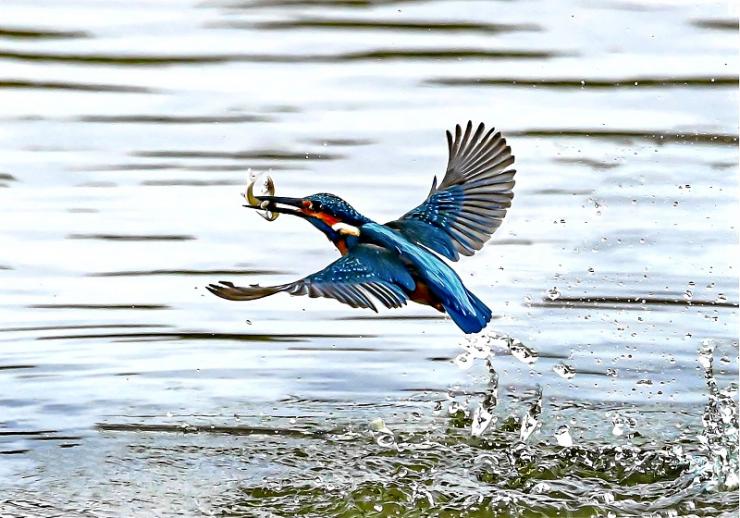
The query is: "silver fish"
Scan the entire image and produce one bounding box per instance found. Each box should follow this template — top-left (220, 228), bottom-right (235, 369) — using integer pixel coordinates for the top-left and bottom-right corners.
top-left (245, 173), bottom-right (279, 221)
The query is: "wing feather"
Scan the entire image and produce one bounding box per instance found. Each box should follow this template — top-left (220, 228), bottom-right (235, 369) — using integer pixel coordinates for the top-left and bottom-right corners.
top-left (387, 121), bottom-right (516, 260)
top-left (207, 244), bottom-right (414, 312)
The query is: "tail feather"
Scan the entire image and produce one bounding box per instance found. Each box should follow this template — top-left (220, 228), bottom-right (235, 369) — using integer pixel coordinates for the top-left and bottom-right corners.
top-left (443, 288), bottom-right (492, 334)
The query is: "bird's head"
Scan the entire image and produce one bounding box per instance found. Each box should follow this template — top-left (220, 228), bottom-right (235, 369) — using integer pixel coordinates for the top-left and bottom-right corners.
top-left (248, 192), bottom-right (369, 238)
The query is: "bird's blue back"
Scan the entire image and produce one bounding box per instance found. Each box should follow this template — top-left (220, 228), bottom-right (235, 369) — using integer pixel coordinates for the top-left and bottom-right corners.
top-left (360, 222), bottom-right (491, 333)
top-left (285, 195), bottom-right (492, 332)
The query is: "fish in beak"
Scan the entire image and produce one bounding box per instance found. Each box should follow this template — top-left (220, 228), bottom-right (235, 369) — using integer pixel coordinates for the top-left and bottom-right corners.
top-left (244, 173), bottom-right (304, 221)
top-left (244, 195), bottom-right (307, 219)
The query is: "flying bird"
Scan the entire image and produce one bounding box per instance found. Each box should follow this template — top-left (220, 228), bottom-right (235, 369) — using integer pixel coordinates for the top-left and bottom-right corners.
top-left (207, 121), bottom-right (516, 333)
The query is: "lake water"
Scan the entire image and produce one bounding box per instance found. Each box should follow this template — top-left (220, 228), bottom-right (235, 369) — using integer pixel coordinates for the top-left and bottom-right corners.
top-left (0, 0), bottom-right (738, 515)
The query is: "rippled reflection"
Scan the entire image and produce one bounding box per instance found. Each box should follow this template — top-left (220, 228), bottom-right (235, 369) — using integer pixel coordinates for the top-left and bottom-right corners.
top-left (0, 0), bottom-right (737, 514)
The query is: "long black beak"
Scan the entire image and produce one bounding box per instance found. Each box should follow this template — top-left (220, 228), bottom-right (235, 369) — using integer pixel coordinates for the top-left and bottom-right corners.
top-left (244, 195), bottom-right (306, 217)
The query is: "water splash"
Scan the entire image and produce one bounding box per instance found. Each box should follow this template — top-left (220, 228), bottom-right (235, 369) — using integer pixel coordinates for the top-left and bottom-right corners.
top-left (554, 424), bottom-right (573, 447)
top-left (453, 351), bottom-right (474, 370)
top-left (462, 333), bottom-right (495, 359)
top-left (698, 339), bottom-right (714, 370)
top-left (447, 399), bottom-right (469, 420)
top-left (454, 332), bottom-right (499, 370)
top-left (369, 418), bottom-right (398, 451)
top-left (693, 339), bottom-right (739, 490)
top-left (471, 358), bottom-right (499, 438)
top-left (552, 362), bottom-right (576, 380)
top-left (223, 342), bottom-right (738, 516)
top-left (519, 386), bottom-right (543, 442)
top-left (610, 413), bottom-right (636, 437)
top-left (508, 339), bottom-right (539, 365)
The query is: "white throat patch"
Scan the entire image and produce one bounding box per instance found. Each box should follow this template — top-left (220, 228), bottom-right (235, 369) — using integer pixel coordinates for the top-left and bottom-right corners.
top-left (331, 222), bottom-right (361, 237)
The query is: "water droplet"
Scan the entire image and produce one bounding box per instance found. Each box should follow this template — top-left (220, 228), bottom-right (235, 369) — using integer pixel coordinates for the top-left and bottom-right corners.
top-left (460, 333), bottom-right (492, 359)
top-left (471, 405), bottom-right (495, 438)
top-left (715, 293), bottom-right (727, 303)
top-left (684, 289), bottom-right (693, 301)
top-left (546, 287), bottom-right (560, 300)
top-left (453, 351), bottom-right (474, 370)
top-left (555, 424), bottom-right (573, 447)
top-left (553, 362), bottom-right (576, 380)
top-left (531, 481), bottom-right (551, 494)
top-left (509, 339), bottom-right (539, 365)
top-left (636, 379), bottom-right (653, 386)
top-left (698, 339), bottom-right (715, 371)
top-left (611, 414), bottom-right (626, 436)
top-left (606, 368), bottom-right (618, 377)
top-left (599, 492), bottom-right (615, 504)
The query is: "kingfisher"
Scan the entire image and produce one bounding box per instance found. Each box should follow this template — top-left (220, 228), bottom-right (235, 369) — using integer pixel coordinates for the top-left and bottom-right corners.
top-left (207, 121), bottom-right (515, 334)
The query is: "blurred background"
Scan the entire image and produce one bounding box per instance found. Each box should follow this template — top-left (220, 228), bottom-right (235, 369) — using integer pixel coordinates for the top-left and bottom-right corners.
top-left (0, 0), bottom-right (738, 515)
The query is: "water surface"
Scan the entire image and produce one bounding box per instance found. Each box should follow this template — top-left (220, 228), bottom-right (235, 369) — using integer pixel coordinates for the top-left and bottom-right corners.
top-left (0, 0), bottom-right (738, 515)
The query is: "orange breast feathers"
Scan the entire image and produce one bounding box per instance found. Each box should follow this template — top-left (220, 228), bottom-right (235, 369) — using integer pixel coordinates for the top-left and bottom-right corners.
top-left (335, 238), bottom-right (349, 255)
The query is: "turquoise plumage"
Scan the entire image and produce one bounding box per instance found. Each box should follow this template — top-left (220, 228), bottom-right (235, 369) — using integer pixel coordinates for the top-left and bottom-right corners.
top-left (208, 121), bottom-right (515, 334)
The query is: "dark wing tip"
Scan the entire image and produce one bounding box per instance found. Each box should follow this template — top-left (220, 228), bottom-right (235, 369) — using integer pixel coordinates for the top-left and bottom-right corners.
top-left (206, 280), bottom-right (285, 301)
top-left (206, 282), bottom-right (232, 300)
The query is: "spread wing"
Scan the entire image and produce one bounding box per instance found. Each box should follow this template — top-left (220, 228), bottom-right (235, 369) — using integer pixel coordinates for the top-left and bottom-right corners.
top-left (387, 121), bottom-right (516, 261)
top-left (206, 244), bottom-right (415, 312)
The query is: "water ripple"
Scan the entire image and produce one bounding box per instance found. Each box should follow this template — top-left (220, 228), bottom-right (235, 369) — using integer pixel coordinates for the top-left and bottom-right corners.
top-left (78, 114), bottom-right (273, 124)
top-left (427, 76), bottom-right (739, 89)
top-left (133, 149), bottom-right (341, 161)
top-left (536, 295), bottom-right (739, 309)
top-left (0, 48), bottom-right (562, 66)
top-left (0, 26), bottom-right (88, 39)
top-left (0, 79), bottom-right (154, 93)
top-left (241, 18), bottom-right (541, 34)
top-left (36, 331), bottom-right (369, 342)
top-left (66, 234), bottom-right (195, 241)
top-left (511, 129), bottom-right (738, 146)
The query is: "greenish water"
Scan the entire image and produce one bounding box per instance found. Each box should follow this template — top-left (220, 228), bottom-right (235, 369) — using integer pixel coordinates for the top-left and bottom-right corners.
top-left (0, 0), bottom-right (738, 515)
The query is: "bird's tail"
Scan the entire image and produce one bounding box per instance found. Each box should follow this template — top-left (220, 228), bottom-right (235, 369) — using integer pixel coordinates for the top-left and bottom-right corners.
top-left (443, 288), bottom-right (492, 334)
